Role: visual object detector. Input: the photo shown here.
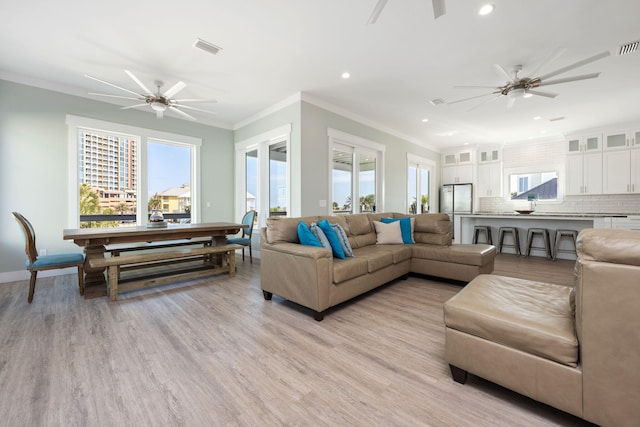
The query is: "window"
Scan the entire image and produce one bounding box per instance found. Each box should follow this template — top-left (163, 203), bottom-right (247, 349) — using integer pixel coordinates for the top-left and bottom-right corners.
top-left (407, 154), bottom-right (434, 214)
top-left (235, 124), bottom-right (291, 227)
top-left (67, 116), bottom-right (201, 228)
top-left (328, 129), bottom-right (384, 215)
top-left (509, 171), bottom-right (558, 200)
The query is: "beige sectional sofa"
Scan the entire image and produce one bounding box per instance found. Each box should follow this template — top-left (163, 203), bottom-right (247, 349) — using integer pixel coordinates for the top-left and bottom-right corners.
top-left (444, 228), bottom-right (640, 426)
top-left (260, 212), bottom-right (496, 320)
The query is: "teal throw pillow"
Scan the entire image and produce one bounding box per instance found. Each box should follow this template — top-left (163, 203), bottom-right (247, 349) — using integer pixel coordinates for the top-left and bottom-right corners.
top-left (317, 219), bottom-right (346, 259)
top-left (381, 217), bottom-right (414, 244)
top-left (297, 221), bottom-right (322, 247)
top-left (310, 223), bottom-right (333, 252)
top-left (330, 223), bottom-right (354, 257)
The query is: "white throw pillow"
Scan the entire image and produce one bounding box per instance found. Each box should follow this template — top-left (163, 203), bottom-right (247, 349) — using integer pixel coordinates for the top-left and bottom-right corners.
top-left (373, 220), bottom-right (404, 245)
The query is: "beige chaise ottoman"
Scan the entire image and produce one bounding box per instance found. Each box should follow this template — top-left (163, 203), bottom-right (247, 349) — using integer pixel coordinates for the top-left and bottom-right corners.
top-left (443, 274), bottom-right (582, 418)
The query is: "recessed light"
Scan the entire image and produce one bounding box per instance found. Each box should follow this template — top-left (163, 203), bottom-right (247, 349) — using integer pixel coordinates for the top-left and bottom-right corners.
top-left (533, 116), bottom-right (541, 120)
top-left (478, 4), bottom-right (494, 15)
top-left (421, 118), bottom-right (429, 123)
top-left (341, 72), bottom-right (351, 79)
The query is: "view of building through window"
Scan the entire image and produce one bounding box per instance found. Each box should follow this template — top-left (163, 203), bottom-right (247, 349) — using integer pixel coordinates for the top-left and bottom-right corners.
top-left (509, 172), bottom-right (558, 200)
top-left (78, 129), bottom-right (192, 228)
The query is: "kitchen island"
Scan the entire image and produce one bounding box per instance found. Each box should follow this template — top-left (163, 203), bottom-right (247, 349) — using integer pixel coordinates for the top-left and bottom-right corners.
top-left (455, 213), bottom-right (610, 259)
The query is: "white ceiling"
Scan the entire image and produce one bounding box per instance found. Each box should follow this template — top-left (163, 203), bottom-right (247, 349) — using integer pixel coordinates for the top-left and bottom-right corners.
top-left (2, 0), bottom-right (639, 151)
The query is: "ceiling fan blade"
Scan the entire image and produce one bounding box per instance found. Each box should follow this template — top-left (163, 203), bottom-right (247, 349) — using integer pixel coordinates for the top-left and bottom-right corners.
top-left (367, 0), bottom-right (388, 24)
top-left (173, 98), bottom-right (218, 103)
top-left (168, 106), bottom-right (197, 121)
top-left (89, 92), bottom-right (142, 101)
top-left (493, 64), bottom-right (515, 83)
top-left (447, 92), bottom-right (499, 105)
top-left (120, 103), bottom-right (148, 110)
top-left (537, 51), bottom-right (611, 80)
top-left (163, 81), bottom-right (187, 99)
top-left (432, 0), bottom-right (446, 19)
top-left (538, 72), bottom-right (601, 87)
top-left (84, 74), bottom-right (142, 97)
top-left (175, 104), bottom-right (217, 115)
top-left (527, 47), bottom-right (568, 78)
top-left (453, 85), bottom-right (500, 89)
top-left (526, 90), bottom-right (558, 98)
top-left (124, 70), bottom-right (153, 96)
top-left (467, 94), bottom-right (503, 111)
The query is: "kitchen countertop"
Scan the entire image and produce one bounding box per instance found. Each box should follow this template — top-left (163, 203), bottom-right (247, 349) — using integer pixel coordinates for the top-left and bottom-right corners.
top-left (463, 212), bottom-right (629, 218)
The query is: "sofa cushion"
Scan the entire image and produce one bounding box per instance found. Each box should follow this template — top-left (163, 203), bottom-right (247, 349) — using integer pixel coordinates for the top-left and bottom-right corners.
top-left (412, 213), bottom-right (452, 245)
top-left (345, 214), bottom-right (377, 249)
top-left (310, 223), bottom-right (332, 252)
top-left (412, 243), bottom-right (494, 266)
top-left (373, 220), bottom-right (404, 244)
top-left (297, 222), bottom-right (322, 247)
top-left (376, 244), bottom-right (413, 264)
top-left (318, 219), bottom-right (346, 259)
top-left (381, 217), bottom-right (414, 244)
top-left (267, 216), bottom-right (320, 243)
top-left (352, 245), bottom-right (394, 273)
top-left (331, 223), bottom-right (354, 257)
top-left (332, 257), bottom-right (369, 284)
top-left (444, 274), bottom-right (579, 367)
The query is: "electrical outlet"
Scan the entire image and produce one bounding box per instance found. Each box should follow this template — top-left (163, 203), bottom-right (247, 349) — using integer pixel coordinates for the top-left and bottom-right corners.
top-left (39, 249), bottom-right (47, 256)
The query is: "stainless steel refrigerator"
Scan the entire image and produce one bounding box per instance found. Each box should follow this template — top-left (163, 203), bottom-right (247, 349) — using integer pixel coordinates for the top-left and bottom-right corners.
top-left (440, 183), bottom-right (473, 239)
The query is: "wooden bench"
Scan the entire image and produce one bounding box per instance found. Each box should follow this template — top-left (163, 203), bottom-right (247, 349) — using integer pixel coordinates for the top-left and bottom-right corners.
top-left (89, 244), bottom-right (243, 301)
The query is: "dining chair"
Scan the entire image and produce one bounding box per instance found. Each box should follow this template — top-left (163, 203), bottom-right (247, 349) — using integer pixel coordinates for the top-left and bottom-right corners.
top-left (12, 212), bottom-right (85, 303)
top-left (226, 210), bottom-right (257, 263)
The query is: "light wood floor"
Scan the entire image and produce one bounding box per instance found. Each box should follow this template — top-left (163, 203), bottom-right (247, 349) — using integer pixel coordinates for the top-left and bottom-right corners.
top-left (0, 254), bottom-right (592, 426)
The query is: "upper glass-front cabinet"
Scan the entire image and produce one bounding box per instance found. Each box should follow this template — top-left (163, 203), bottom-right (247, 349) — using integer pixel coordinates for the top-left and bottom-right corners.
top-left (478, 148), bottom-right (501, 163)
top-left (566, 135), bottom-right (602, 154)
top-left (442, 149), bottom-right (473, 165)
top-left (604, 130), bottom-right (639, 151)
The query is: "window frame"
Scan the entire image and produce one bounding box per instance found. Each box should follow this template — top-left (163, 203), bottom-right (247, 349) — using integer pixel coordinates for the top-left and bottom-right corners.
top-left (235, 124), bottom-right (292, 227)
top-left (327, 128), bottom-right (385, 215)
top-left (66, 115), bottom-right (202, 228)
top-left (407, 153), bottom-right (435, 214)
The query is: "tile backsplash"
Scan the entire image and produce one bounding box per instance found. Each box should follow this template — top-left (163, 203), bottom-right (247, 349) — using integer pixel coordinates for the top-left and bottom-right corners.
top-left (478, 194), bottom-right (640, 215)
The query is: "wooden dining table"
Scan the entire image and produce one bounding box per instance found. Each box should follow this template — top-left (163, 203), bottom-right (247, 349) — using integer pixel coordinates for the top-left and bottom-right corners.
top-left (63, 222), bottom-right (247, 298)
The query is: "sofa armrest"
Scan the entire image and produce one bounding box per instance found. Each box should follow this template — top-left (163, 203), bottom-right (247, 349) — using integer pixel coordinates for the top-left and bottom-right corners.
top-left (260, 239), bottom-right (333, 314)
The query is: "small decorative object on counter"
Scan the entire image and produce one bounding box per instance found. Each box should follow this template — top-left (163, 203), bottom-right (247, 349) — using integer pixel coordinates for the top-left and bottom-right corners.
top-left (148, 209), bottom-right (167, 228)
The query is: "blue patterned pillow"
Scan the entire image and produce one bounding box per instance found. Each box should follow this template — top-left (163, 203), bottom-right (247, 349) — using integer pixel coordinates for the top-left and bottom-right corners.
top-left (317, 219), bottom-right (346, 259)
top-left (297, 221), bottom-right (322, 247)
top-left (381, 217), bottom-right (414, 244)
top-left (330, 223), bottom-right (354, 257)
top-left (310, 223), bottom-right (332, 252)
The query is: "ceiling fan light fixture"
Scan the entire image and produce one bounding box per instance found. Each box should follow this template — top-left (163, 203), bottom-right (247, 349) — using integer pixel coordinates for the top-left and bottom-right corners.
top-left (523, 92), bottom-right (533, 98)
top-left (508, 88), bottom-right (526, 98)
top-left (478, 4), bottom-right (494, 16)
top-left (150, 102), bottom-right (167, 112)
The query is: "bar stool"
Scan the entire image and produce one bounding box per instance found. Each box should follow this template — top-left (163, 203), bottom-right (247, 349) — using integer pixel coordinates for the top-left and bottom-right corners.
top-left (473, 225), bottom-right (493, 245)
top-left (498, 227), bottom-right (521, 255)
top-left (553, 229), bottom-right (578, 261)
top-left (526, 228), bottom-right (552, 259)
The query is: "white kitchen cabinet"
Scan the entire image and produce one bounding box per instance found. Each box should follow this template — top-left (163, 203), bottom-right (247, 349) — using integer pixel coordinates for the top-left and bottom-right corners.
top-left (566, 135), bottom-right (602, 154)
top-left (566, 151), bottom-right (603, 195)
top-left (441, 149), bottom-right (474, 184)
top-left (603, 129), bottom-right (639, 151)
top-left (442, 163), bottom-right (473, 184)
top-left (603, 147), bottom-right (640, 193)
top-left (477, 162), bottom-right (502, 197)
top-left (478, 148), bottom-right (501, 163)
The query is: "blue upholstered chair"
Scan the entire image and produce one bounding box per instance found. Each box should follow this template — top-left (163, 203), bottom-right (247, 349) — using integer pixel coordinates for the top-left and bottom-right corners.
top-left (226, 210), bottom-right (257, 263)
top-left (12, 212), bottom-right (85, 303)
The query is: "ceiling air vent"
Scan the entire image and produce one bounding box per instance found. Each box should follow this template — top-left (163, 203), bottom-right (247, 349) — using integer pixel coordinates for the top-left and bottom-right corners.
top-left (194, 38), bottom-right (222, 55)
top-left (429, 98), bottom-right (445, 106)
top-left (618, 40), bottom-right (639, 56)
top-left (549, 117), bottom-right (565, 122)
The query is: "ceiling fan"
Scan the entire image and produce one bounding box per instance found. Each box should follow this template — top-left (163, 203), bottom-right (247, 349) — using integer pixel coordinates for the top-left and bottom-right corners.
top-left (448, 49), bottom-right (611, 109)
top-left (85, 70), bottom-right (217, 121)
top-left (368, 0), bottom-right (446, 24)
